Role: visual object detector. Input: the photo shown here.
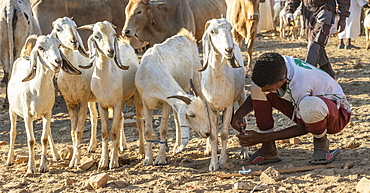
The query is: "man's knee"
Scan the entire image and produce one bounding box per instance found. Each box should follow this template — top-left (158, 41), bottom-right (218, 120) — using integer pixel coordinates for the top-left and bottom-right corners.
top-left (312, 23), bottom-right (331, 46)
top-left (298, 96), bottom-right (329, 136)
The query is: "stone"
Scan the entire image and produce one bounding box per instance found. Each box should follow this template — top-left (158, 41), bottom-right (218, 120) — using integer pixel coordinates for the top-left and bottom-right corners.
top-left (15, 155), bottom-right (28, 164)
top-left (233, 181), bottom-right (268, 190)
top-left (259, 166), bottom-right (284, 184)
top-left (124, 119), bottom-right (136, 127)
top-left (356, 177), bottom-right (370, 193)
top-left (87, 172), bottom-right (109, 189)
top-left (290, 138), bottom-right (302, 144)
top-left (59, 147), bottom-right (73, 160)
top-left (353, 62), bottom-right (363, 69)
top-left (65, 178), bottom-right (73, 186)
top-left (113, 181), bottom-right (126, 188)
top-left (0, 141), bottom-right (7, 146)
top-left (46, 178), bottom-right (55, 183)
top-left (342, 161), bottom-right (354, 169)
top-left (78, 158), bottom-right (95, 171)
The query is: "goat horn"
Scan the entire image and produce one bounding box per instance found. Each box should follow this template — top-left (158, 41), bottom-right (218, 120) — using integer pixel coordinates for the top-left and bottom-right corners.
top-left (77, 24), bottom-right (94, 31)
top-left (167, 95), bottom-right (192, 105)
top-left (189, 78), bottom-right (199, 97)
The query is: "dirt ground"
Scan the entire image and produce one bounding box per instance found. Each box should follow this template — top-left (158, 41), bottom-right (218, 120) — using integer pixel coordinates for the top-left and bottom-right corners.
top-left (0, 31), bottom-right (369, 193)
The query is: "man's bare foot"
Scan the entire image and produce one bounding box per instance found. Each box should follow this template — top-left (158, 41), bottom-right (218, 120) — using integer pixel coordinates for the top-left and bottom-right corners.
top-left (313, 134), bottom-right (329, 151)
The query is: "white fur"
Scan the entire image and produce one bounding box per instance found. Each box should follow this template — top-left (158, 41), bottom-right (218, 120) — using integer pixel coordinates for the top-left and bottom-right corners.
top-left (51, 17), bottom-right (99, 168)
top-left (135, 30), bottom-right (211, 166)
top-left (86, 21), bottom-right (144, 170)
top-left (364, 9), bottom-right (370, 49)
top-left (6, 35), bottom-right (65, 173)
top-left (200, 18), bottom-right (246, 171)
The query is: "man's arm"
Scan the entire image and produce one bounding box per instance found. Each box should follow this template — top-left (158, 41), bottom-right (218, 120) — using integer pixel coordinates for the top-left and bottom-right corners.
top-left (285, 0), bottom-right (301, 14)
top-left (231, 95), bottom-right (253, 131)
top-left (237, 119), bottom-right (309, 146)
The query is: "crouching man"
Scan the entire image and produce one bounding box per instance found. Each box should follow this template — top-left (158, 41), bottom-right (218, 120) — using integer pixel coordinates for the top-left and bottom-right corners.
top-left (231, 52), bottom-right (351, 165)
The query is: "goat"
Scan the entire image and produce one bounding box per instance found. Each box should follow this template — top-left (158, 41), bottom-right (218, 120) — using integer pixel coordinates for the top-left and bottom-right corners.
top-left (135, 28), bottom-right (211, 166)
top-left (364, 9), bottom-right (370, 49)
top-left (292, 3), bottom-right (304, 39)
top-left (78, 21), bottom-right (144, 170)
top-left (199, 18), bottom-right (246, 171)
top-left (279, 2), bottom-right (295, 38)
top-left (51, 17), bottom-right (99, 168)
top-left (6, 34), bottom-right (81, 173)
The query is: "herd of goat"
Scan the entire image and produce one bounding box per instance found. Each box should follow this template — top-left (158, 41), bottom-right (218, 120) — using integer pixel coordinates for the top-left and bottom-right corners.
top-left (4, 14), bottom-right (247, 173)
top-left (4, 0), bottom-right (370, 175)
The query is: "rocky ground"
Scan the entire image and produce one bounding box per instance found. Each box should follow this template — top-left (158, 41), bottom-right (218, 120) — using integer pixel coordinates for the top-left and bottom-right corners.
top-left (0, 31), bottom-right (369, 192)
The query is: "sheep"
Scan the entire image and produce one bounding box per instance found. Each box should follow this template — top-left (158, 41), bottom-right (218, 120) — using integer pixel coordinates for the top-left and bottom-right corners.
top-left (6, 34), bottom-right (81, 173)
top-left (50, 17), bottom-right (99, 168)
top-left (364, 9), bottom-right (370, 49)
top-left (199, 18), bottom-right (246, 171)
top-left (135, 28), bottom-right (211, 166)
top-left (78, 21), bottom-right (144, 170)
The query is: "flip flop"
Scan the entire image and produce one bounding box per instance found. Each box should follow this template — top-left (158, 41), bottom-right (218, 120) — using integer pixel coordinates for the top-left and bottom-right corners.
top-left (242, 151), bottom-right (282, 165)
top-left (309, 149), bottom-right (340, 165)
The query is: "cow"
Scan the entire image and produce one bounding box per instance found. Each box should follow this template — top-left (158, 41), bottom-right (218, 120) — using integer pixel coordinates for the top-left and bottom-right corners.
top-left (123, 0), bottom-right (196, 46)
top-left (188, 0), bottom-right (227, 42)
top-left (123, 0), bottom-right (227, 45)
top-left (226, 0), bottom-right (260, 71)
top-left (31, 0), bottom-right (130, 47)
top-left (0, 0), bottom-right (41, 89)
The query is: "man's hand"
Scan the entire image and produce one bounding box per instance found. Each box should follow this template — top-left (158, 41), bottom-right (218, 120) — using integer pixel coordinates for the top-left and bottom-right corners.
top-left (236, 130), bottom-right (263, 146)
top-left (231, 113), bottom-right (244, 132)
top-left (337, 19), bottom-right (346, 33)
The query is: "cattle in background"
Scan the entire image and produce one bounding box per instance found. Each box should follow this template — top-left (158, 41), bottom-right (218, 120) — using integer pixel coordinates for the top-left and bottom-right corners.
top-left (31, 0), bottom-right (132, 47)
top-left (123, 0), bottom-right (196, 46)
top-left (0, 0), bottom-right (41, 88)
top-left (189, 0), bottom-right (227, 42)
top-left (123, 0), bottom-right (227, 45)
top-left (226, 0), bottom-right (260, 71)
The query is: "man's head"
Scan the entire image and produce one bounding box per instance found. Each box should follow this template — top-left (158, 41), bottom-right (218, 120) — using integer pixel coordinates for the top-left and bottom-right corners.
top-left (252, 52), bottom-right (287, 92)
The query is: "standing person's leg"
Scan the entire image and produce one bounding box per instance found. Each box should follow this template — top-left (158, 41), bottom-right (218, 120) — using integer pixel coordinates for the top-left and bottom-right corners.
top-left (305, 7), bottom-right (336, 77)
top-left (298, 96), bottom-right (351, 164)
top-left (338, 39), bottom-right (345, 49)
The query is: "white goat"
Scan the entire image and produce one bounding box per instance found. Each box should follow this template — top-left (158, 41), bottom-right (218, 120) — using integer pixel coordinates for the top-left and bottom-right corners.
top-left (78, 21), bottom-right (144, 170)
top-left (292, 3), bottom-right (304, 39)
top-left (200, 18), bottom-right (246, 171)
top-left (6, 35), bottom-right (81, 173)
top-left (279, 2), bottom-right (295, 38)
top-left (364, 9), bottom-right (370, 49)
top-left (135, 28), bottom-right (211, 166)
top-left (51, 17), bottom-right (99, 168)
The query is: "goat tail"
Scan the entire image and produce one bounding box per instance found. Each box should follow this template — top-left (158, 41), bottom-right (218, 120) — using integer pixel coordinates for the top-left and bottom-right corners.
top-left (5, 3), bottom-right (15, 75)
top-left (177, 28), bottom-right (197, 45)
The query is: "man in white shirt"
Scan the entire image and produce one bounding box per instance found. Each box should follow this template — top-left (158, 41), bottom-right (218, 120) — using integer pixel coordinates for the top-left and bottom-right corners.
top-left (232, 52), bottom-right (351, 165)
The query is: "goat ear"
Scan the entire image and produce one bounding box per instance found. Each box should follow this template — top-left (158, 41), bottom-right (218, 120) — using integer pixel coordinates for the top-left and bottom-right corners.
top-left (77, 24), bottom-right (94, 31)
top-left (79, 36), bottom-right (95, 69)
top-left (199, 33), bottom-right (210, 72)
top-left (60, 51), bottom-right (82, 75)
top-left (113, 37), bottom-right (130, 70)
top-left (20, 35), bottom-right (38, 57)
top-left (189, 79), bottom-right (199, 97)
top-left (76, 31), bottom-right (89, 58)
top-left (167, 95), bottom-right (192, 105)
top-left (22, 50), bottom-right (38, 82)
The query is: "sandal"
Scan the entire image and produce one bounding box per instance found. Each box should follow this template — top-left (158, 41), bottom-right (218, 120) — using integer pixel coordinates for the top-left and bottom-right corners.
top-left (309, 149), bottom-right (340, 165)
top-left (242, 151), bottom-right (282, 165)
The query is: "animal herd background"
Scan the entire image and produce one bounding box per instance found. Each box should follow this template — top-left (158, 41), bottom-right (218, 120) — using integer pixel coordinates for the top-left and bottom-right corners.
top-left (0, 0), bottom-right (365, 174)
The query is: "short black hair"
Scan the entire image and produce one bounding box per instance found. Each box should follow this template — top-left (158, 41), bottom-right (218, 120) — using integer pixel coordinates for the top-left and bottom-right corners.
top-left (252, 52), bottom-right (286, 87)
